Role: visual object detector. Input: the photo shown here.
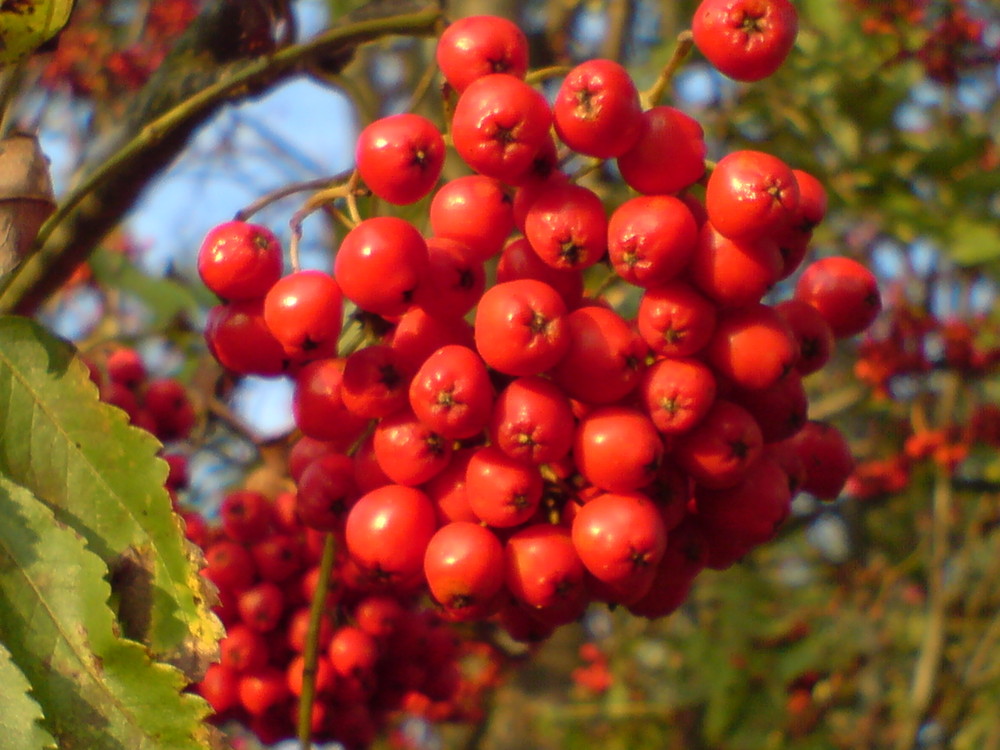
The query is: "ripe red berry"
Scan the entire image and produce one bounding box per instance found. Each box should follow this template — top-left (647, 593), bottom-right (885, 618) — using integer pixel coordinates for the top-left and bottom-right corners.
top-left (334, 216), bottom-right (429, 317)
top-left (573, 406), bottom-right (664, 493)
top-left (548, 305), bottom-right (647, 405)
top-left (409, 344), bottom-right (493, 440)
top-left (423, 521), bottom-right (505, 615)
top-left (198, 220), bottom-right (283, 301)
top-left (220, 489), bottom-right (274, 544)
top-left (706, 149), bottom-right (800, 242)
top-left (794, 256), bottom-right (882, 338)
top-left (639, 357), bottom-right (717, 436)
top-left (293, 358), bottom-right (370, 447)
top-left (496, 236), bottom-right (584, 309)
top-left (504, 523), bottom-right (587, 611)
top-left (607, 195), bottom-right (699, 288)
top-left (571, 491), bottom-right (667, 591)
top-left (263, 270), bottom-right (344, 361)
top-left (345, 484), bottom-right (438, 588)
top-left (372, 407), bottom-right (452, 486)
top-left (356, 113), bottom-right (444, 205)
top-left (474, 279), bottom-right (570, 376)
top-left (491, 375), bottom-right (576, 465)
top-left (429, 175), bottom-right (514, 262)
top-left (617, 106), bottom-right (706, 195)
top-left (673, 399), bottom-right (764, 489)
top-left (636, 280), bottom-right (717, 358)
top-left (553, 58), bottom-right (643, 158)
top-left (206, 300), bottom-right (288, 376)
top-left (524, 182), bottom-right (608, 271)
top-left (451, 74), bottom-right (553, 184)
top-left (465, 445), bottom-right (543, 528)
top-left (705, 303), bottom-right (799, 391)
top-left (692, 0), bottom-right (799, 82)
top-left (436, 15), bottom-right (529, 93)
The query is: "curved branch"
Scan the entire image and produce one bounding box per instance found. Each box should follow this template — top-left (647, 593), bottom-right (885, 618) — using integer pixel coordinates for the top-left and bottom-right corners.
top-left (0, 0), bottom-right (442, 315)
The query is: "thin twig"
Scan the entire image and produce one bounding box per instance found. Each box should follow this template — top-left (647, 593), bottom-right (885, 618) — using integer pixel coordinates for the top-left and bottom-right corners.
top-left (234, 173), bottom-right (351, 222)
top-left (641, 30), bottom-right (695, 109)
top-left (297, 532), bottom-right (337, 749)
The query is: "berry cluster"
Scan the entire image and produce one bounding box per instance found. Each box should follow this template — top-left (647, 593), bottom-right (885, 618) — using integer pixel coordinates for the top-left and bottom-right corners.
top-left (849, 0), bottom-right (999, 84)
top-left (196, 2), bottom-right (882, 744)
top-left (85, 345), bottom-right (197, 443)
top-left (187, 487), bottom-right (501, 747)
top-left (38, 0), bottom-right (200, 100)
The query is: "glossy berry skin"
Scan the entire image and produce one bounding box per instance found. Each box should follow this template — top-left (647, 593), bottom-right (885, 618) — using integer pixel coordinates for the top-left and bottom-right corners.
top-left (705, 303), bottom-right (799, 391)
top-left (345, 484), bottom-right (438, 588)
top-left (524, 183), bottom-right (608, 271)
top-left (474, 279), bottom-right (569, 376)
top-left (293, 358), bottom-right (370, 448)
top-left (673, 399), bottom-right (764, 489)
top-left (571, 491), bottom-right (667, 589)
top-left (639, 357), bottom-right (717, 435)
top-left (465, 445), bottom-right (543, 528)
top-left (389, 307), bottom-right (475, 377)
top-left (778, 420), bottom-right (854, 500)
top-left (504, 523), bottom-right (586, 610)
top-left (198, 220), bottom-right (282, 301)
top-left (263, 270), bottom-right (343, 361)
top-left (775, 299), bottom-right (835, 375)
top-left (372, 407), bottom-right (452, 486)
top-left (411, 237), bottom-right (486, 319)
top-left (794, 256), bottom-right (882, 339)
top-left (429, 176), bottom-right (514, 262)
top-left (451, 74), bottom-right (553, 184)
top-left (637, 281), bottom-right (717, 358)
top-left (688, 221), bottom-right (782, 308)
top-left (573, 406), bottom-right (663, 493)
top-left (617, 106), bottom-right (706, 195)
top-left (608, 195), bottom-right (699, 288)
top-left (206, 300), bottom-right (288, 377)
top-left (491, 375), bottom-right (575, 465)
top-left (408, 344), bottom-right (493, 440)
top-left (436, 15), bottom-right (529, 93)
top-left (496, 237), bottom-right (584, 309)
top-left (355, 113), bottom-right (444, 205)
top-left (423, 521), bottom-right (505, 614)
top-left (548, 306), bottom-right (647, 405)
top-left (421, 447), bottom-right (478, 526)
top-left (341, 344), bottom-right (410, 419)
top-left (692, 0), bottom-right (799, 82)
top-left (705, 149), bottom-right (800, 242)
top-left (334, 217), bottom-right (429, 317)
top-left (553, 58), bottom-right (643, 159)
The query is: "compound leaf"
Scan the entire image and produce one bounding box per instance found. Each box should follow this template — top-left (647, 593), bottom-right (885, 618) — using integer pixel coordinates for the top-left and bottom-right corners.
top-left (0, 638), bottom-right (57, 750)
top-left (0, 315), bottom-right (221, 671)
top-left (0, 477), bottom-right (213, 750)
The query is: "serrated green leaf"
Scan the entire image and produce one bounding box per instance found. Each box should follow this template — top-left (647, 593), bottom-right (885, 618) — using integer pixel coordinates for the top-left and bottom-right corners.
top-left (0, 477), bottom-right (213, 750)
top-left (0, 315), bottom-right (222, 670)
top-left (0, 639), bottom-right (57, 750)
top-left (88, 247), bottom-right (201, 329)
top-left (0, 0), bottom-right (74, 66)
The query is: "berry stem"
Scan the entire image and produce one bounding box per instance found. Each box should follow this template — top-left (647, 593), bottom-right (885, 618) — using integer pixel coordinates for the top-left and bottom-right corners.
top-left (234, 172), bottom-right (351, 222)
top-left (297, 531), bottom-right (338, 749)
top-left (525, 65), bottom-right (572, 84)
top-left (641, 30), bottom-right (695, 109)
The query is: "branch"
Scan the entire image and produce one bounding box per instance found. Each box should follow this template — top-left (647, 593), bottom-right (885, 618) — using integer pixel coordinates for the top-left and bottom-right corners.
top-left (0, 0), bottom-right (443, 315)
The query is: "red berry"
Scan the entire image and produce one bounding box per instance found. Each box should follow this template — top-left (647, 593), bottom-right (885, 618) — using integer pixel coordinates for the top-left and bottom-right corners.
top-left (474, 279), bottom-right (569, 376)
top-left (617, 106), bottom-right (706, 195)
top-left (436, 15), bottom-right (529, 93)
top-left (263, 270), bottom-right (344, 361)
top-left (553, 58), bottom-right (643, 158)
top-left (692, 0), bottom-right (799, 82)
top-left (197, 220), bottom-right (283, 301)
top-left (794, 256), bottom-right (882, 338)
top-left (356, 113), bottom-right (444, 205)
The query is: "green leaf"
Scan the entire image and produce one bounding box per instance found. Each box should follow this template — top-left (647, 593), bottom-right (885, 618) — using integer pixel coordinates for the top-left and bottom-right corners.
top-left (0, 315), bottom-right (221, 670)
top-left (0, 639), bottom-right (57, 750)
top-left (88, 247), bottom-right (201, 329)
top-left (0, 0), bottom-right (74, 66)
top-left (0, 477), bottom-right (213, 750)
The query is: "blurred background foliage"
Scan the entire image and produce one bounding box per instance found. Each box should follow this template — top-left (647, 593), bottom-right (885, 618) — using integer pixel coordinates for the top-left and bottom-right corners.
top-left (10, 0), bottom-right (1000, 748)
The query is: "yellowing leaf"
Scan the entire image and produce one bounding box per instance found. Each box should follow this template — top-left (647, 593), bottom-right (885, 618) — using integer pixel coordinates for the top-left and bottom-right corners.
top-left (0, 0), bottom-right (74, 65)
